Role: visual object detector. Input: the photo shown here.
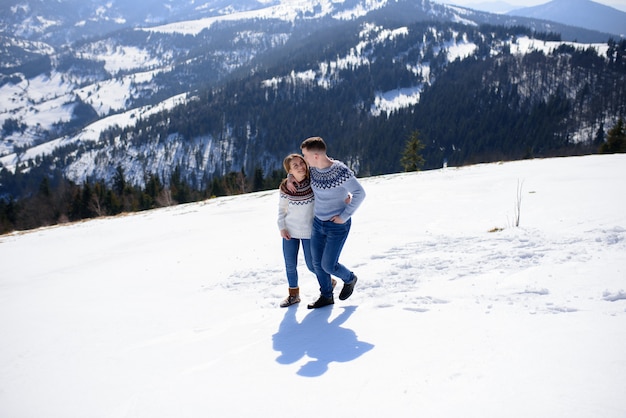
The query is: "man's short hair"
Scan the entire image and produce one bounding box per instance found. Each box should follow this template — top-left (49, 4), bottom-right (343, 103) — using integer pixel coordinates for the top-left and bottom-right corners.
top-left (301, 136), bottom-right (327, 152)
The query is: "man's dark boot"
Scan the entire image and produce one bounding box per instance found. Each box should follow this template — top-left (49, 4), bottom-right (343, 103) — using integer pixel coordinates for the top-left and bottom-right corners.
top-left (339, 275), bottom-right (358, 300)
top-left (307, 295), bottom-right (334, 309)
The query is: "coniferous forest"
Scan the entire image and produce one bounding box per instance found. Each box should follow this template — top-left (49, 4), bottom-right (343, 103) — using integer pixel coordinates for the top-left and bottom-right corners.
top-left (1, 23), bottom-right (625, 234)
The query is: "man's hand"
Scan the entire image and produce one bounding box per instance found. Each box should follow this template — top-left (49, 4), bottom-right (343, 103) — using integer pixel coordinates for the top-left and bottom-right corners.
top-left (330, 215), bottom-right (345, 224)
top-left (286, 174), bottom-right (298, 193)
top-left (280, 229), bottom-right (291, 240)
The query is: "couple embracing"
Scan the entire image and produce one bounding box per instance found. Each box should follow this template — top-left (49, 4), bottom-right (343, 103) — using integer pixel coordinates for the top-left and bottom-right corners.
top-left (277, 136), bottom-right (366, 309)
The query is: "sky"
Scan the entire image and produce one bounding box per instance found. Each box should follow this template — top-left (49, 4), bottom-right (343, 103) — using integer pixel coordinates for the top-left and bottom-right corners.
top-left (1, 153), bottom-right (625, 417)
top-left (440, 0), bottom-right (626, 12)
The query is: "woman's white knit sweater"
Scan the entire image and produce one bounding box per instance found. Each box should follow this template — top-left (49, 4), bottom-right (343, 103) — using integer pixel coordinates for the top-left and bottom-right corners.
top-left (277, 177), bottom-right (315, 239)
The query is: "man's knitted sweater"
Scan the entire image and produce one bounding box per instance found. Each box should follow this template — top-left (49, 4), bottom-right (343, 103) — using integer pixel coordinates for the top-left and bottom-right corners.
top-left (277, 177), bottom-right (315, 239)
top-left (310, 160), bottom-right (365, 222)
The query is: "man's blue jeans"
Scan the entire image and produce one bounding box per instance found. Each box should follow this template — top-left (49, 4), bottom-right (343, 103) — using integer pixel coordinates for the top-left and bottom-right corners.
top-left (282, 238), bottom-right (313, 288)
top-left (311, 217), bottom-right (353, 298)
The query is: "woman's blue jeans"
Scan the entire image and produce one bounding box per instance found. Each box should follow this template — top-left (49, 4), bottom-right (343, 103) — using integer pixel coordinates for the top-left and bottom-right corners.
top-left (282, 238), bottom-right (314, 288)
top-left (311, 217), bottom-right (353, 298)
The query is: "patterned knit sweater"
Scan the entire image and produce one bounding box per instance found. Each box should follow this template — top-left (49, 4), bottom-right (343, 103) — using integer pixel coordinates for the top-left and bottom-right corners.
top-left (310, 160), bottom-right (365, 222)
top-left (277, 177), bottom-right (315, 239)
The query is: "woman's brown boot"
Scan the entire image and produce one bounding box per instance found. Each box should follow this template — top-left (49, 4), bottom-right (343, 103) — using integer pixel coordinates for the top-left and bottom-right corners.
top-left (280, 287), bottom-right (300, 307)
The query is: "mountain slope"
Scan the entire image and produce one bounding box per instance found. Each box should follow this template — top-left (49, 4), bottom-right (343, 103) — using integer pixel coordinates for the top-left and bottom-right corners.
top-left (1, 154), bottom-right (625, 417)
top-left (0, 0), bottom-right (267, 47)
top-left (508, 0), bottom-right (626, 37)
top-left (461, 1), bottom-right (519, 14)
top-left (1, 0), bottom-right (625, 205)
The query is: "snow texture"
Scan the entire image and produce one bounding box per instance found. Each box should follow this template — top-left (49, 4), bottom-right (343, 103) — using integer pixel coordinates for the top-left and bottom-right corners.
top-left (1, 154), bottom-right (625, 417)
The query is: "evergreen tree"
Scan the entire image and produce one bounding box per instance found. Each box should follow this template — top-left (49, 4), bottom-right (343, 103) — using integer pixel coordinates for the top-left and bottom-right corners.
top-left (594, 123), bottom-right (605, 146)
top-left (143, 174), bottom-right (163, 209)
top-left (112, 165), bottom-right (126, 196)
top-left (600, 118), bottom-right (626, 153)
top-left (170, 166), bottom-right (191, 204)
top-left (0, 198), bottom-right (18, 234)
top-left (400, 130), bottom-right (426, 172)
top-left (252, 167), bottom-right (265, 192)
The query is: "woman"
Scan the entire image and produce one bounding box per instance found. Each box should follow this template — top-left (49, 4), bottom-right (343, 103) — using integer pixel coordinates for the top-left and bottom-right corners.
top-left (277, 154), bottom-right (316, 307)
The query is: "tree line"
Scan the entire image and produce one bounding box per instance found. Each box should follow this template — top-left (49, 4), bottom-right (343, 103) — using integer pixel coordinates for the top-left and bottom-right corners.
top-left (0, 165), bottom-right (285, 234)
top-left (1, 24), bottom-right (625, 234)
top-left (2, 117), bottom-right (623, 234)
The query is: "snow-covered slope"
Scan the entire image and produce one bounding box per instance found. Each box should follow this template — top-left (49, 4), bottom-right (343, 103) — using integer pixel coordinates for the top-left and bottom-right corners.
top-left (0, 29), bottom-right (612, 183)
top-left (143, 0), bottom-right (390, 35)
top-left (1, 154), bottom-right (625, 417)
top-left (1, 0), bottom-right (623, 196)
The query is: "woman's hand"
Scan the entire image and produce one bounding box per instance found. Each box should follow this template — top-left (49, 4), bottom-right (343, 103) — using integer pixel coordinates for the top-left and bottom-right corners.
top-left (280, 229), bottom-right (291, 240)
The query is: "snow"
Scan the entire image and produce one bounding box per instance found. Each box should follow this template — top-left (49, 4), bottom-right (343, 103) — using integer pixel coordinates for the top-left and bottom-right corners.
top-left (367, 34), bottom-right (609, 116)
top-left (1, 154), bottom-right (625, 417)
top-left (143, 0), bottom-right (391, 36)
top-left (144, 0), bottom-right (329, 36)
top-left (509, 36), bottom-right (610, 57)
top-left (332, 0), bottom-right (388, 20)
top-left (0, 72), bottom-right (77, 153)
top-left (75, 68), bottom-right (171, 116)
top-left (77, 44), bottom-right (165, 74)
top-left (446, 36), bottom-right (479, 61)
top-left (0, 93), bottom-right (190, 173)
top-left (2, 1), bottom-right (614, 163)
top-left (0, 34), bottom-right (174, 157)
top-left (370, 85), bottom-right (423, 116)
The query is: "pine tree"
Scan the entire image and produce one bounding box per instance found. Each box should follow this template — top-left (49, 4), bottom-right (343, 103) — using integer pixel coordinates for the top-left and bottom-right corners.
top-left (112, 165), bottom-right (126, 196)
top-left (400, 130), bottom-right (426, 172)
top-left (252, 167), bottom-right (265, 192)
top-left (600, 118), bottom-right (626, 153)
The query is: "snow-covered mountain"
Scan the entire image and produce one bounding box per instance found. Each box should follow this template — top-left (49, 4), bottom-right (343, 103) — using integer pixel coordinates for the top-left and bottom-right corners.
top-left (457, 1), bottom-right (519, 14)
top-left (1, 0), bottom-right (624, 198)
top-left (508, 0), bottom-right (626, 37)
top-left (0, 0), bottom-right (267, 46)
top-left (3, 0), bottom-right (618, 46)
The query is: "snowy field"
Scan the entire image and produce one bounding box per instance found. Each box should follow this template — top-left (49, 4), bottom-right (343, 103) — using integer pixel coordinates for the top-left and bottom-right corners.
top-left (1, 154), bottom-right (625, 417)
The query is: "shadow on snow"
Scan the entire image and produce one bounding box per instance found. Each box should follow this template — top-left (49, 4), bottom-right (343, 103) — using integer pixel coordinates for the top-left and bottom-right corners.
top-left (272, 305), bottom-right (374, 377)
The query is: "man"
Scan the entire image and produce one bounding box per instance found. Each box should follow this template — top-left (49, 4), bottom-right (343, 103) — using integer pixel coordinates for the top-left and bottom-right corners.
top-left (293, 136), bottom-right (366, 309)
